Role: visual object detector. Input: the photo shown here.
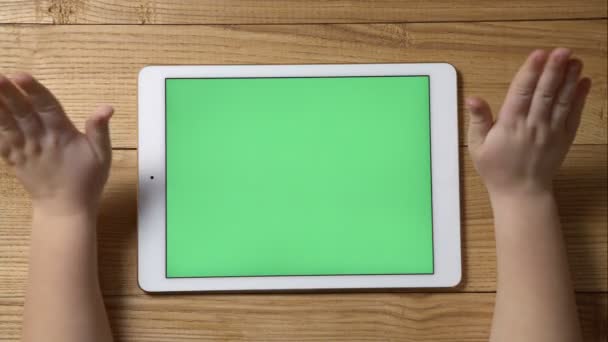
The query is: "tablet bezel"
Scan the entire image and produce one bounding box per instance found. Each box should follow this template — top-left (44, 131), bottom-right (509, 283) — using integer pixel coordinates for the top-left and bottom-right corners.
top-left (138, 64), bottom-right (460, 292)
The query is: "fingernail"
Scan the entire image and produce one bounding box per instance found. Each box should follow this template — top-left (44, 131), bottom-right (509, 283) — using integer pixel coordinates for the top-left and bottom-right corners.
top-left (555, 48), bottom-right (572, 62)
top-left (532, 49), bottom-right (546, 61)
top-left (465, 97), bottom-right (478, 107)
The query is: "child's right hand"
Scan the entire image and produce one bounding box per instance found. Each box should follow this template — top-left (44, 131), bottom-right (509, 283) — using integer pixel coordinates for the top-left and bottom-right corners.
top-left (466, 48), bottom-right (591, 200)
top-left (0, 73), bottom-right (113, 216)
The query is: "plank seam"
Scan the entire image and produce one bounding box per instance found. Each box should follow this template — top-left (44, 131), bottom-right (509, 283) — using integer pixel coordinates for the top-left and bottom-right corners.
top-left (0, 17), bottom-right (606, 27)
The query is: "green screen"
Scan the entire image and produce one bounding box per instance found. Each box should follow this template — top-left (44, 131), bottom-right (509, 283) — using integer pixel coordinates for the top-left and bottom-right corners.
top-left (166, 76), bottom-right (433, 278)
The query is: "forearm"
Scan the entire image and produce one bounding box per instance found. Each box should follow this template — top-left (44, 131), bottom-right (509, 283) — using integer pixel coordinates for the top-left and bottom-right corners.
top-left (22, 208), bottom-right (113, 342)
top-left (489, 191), bottom-right (581, 342)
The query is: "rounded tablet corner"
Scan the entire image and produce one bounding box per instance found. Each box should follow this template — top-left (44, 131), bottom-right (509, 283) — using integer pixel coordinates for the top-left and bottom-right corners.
top-left (446, 271), bottom-right (463, 288)
top-left (438, 62), bottom-right (457, 78)
top-left (138, 66), bottom-right (157, 83)
top-left (137, 275), bottom-right (159, 294)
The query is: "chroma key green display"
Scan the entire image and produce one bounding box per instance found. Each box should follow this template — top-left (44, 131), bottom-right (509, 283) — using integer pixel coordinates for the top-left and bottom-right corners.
top-left (165, 76), bottom-right (434, 278)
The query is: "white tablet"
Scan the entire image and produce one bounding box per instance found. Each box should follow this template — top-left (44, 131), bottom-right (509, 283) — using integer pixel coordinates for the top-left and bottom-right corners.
top-left (138, 64), bottom-right (460, 292)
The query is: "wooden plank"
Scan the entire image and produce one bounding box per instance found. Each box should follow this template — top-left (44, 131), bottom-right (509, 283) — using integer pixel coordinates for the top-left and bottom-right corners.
top-left (0, 146), bottom-right (605, 296)
top-left (0, 293), bottom-right (605, 341)
top-left (0, 0), bottom-right (606, 24)
top-left (0, 21), bottom-right (605, 148)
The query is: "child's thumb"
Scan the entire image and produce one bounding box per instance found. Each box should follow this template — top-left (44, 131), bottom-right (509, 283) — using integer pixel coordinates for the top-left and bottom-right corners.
top-left (85, 105), bottom-right (114, 164)
top-left (466, 97), bottom-right (493, 149)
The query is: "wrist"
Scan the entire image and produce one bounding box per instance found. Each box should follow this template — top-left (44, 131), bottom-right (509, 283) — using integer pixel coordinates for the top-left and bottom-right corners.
top-left (488, 187), bottom-right (555, 205)
top-left (32, 197), bottom-right (99, 218)
top-left (488, 188), bottom-right (558, 226)
top-left (32, 202), bottom-right (98, 230)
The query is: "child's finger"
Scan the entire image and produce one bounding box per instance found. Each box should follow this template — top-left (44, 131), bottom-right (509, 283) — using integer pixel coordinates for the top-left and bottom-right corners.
top-left (10, 73), bottom-right (76, 134)
top-left (85, 105), bottom-right (113, 164)
top-left (0, 75), bottom-right (43, 140)
top-left (551, 59), bottom-right (582, 131)
top-left (0, 101), bottom-right (24, 162)
top-left (0, 98), bottom-right (24, 144)
top-left (466, 96), bottom-right (493, 149)
top-left (498, 49), bottom-right (547, 126)
top-left (527, 48), bottom-right (571, 126)
top-left (565, 78), bottom-right (591, 140)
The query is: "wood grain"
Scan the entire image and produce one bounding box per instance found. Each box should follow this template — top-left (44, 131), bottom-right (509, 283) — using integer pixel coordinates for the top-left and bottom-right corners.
top-left (0, 0), bottom-right (606, 24)
top-left (0, 293), bottom-right (605, 341)
top-left (0, 21), bottom-right (606, 148)
top-left (0, 146), bottom-right (605, 296)
top-left (1, 1), bottom-right (606, 340)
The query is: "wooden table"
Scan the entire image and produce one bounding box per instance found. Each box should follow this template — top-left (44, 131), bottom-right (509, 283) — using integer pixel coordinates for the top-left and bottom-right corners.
top-left (0, 1), bottom-right (606, 340)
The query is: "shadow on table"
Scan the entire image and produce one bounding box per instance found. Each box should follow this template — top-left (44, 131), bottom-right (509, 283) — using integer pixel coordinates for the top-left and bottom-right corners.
top-left (97, 178), bottom-right (137, 340)
top-left (555, 147), bottom-right (608, 340)
top-left (554, 148), bottom-right (607, 291)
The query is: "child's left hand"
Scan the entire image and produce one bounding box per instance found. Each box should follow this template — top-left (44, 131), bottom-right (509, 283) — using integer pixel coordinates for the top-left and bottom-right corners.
top-left (0, 73), bottom-right (113, 216)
